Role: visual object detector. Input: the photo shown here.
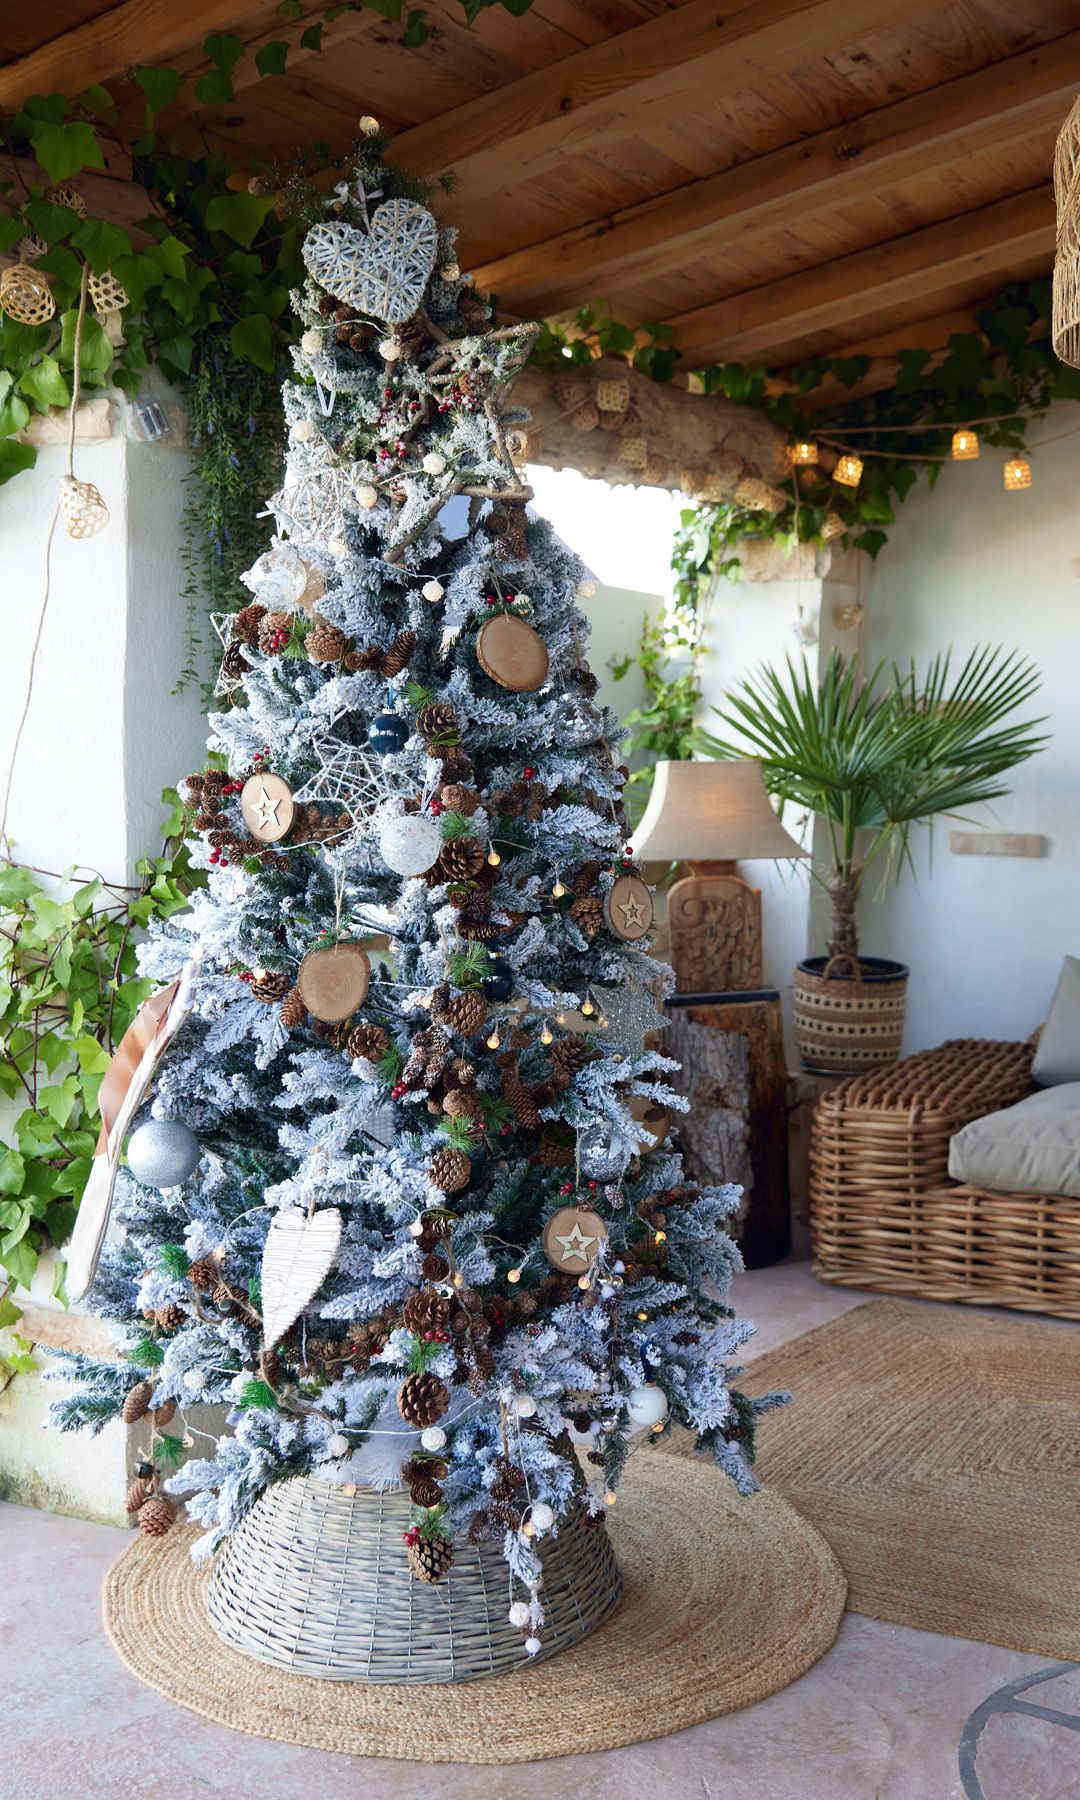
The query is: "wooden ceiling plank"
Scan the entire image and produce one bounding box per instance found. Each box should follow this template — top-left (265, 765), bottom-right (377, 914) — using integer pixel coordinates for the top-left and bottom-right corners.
top-left (665, 186), bottom-right (1053, 362)
top-left (471, 31), bottom-right (1080, 313)
top-left (0, 0), bottom-right (293, 108)
top-left (391, 0), bottom-right (939, 198)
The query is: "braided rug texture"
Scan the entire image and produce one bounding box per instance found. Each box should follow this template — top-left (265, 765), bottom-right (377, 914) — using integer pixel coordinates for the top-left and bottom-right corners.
top-left (102, 1453), bottom-right (844, 1763)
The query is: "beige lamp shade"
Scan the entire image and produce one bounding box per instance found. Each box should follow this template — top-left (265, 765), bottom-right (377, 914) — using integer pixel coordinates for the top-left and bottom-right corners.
top-left (630, 759), bottom-right (809, 864)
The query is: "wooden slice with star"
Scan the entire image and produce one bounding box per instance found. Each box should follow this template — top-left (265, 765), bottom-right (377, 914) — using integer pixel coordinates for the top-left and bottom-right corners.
top-left (604, 873), bottom-right (654, 942)
top-left (297, 941), bottom-right (371, 1021)
top-left (476, 613), bottom-right (549, 692)
top-left (240, 772), bottom-right (295, 845)
top-left (542, 1206), bottom-right (608, 1272)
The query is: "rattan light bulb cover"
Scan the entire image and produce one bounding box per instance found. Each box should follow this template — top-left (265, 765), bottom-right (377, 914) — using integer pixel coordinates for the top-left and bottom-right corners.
top-left (834, 453), bottom-right (863, 488)
top-left (1053, 90), bottom-right (1080, 367)
top-left (787, 440), bottom-right (819, 466)
top-left (630, 759), bottom-right (808, 865)
top-left (59, 475), bottom-right (110, 539)
top-left (0, 263), bottom-right (55, 325)
top-left (1003, 456), bottom-right (1032, 491)
top-left (951, 429), bottom-right (980, 461)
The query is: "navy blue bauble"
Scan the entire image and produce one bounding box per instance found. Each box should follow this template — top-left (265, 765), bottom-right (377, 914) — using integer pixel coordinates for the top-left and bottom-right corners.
top-left (369, 711), bottom-right (409, 754)
top-left (482, 956), bottom-right (514, 1002)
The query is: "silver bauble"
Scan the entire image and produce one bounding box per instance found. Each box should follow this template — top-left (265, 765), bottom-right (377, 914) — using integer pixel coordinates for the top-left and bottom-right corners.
top-left (126, 1118), bottom-right (202, 1189)
top-left (378, 812), bottom-right (442, 877)
top-left (243, 543), bottom-right (309, 608)
top-left (551, 695), bottom-right (605, 749)
top-left (578, 1121), bottom-right (631, 1183)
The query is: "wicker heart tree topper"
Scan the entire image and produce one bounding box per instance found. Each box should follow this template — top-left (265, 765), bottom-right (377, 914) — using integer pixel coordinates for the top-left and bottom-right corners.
top-left (302, 202), bottom-right (438, 324)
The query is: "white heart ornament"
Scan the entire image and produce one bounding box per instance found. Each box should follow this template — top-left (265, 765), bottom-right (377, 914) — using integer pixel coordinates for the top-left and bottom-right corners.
top-left (260, 1205), bottom-right (342, 1349)
top-left (303, 202), bottom-right (438, 325)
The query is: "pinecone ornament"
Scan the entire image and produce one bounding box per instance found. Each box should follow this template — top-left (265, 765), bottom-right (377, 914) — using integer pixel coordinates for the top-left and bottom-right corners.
top-left (150, 1397), bottom-right (177, 1426)
top-left (448, 991), bottom-right (487, 1035)
top-left (429, 1146), bottom-right (472, 1193)
top-left (403, 1287), bottom-right (451, 1336)
top-left (551, 1035), bottom-right (595, 1080)
top-left (397, 1371), bottom-right (451, 1427)
top-left (154, 1303), bottom-right (184, 1332)
top-left (439, 783), bottom-right (479, 816)
top-left (257, 609), bottom-right (293, 655)
top-left (572, 859), bottom-right (602, 895)
top-left (281, 985), bottom-right (308, 1027)
top-left (251, 970), bottom-right (291, 1003)
top-left (187, 1258), bottom-right (217, 1291)
top-left (416, 701), bottom-right (459, 743)
top-left (137, 1496), bottom-right (177, 1539)
top-left (307, 617), bottom-right (349, 664)
top-left (220, 642), bottom-right (251, 682)
top-left (346, 1020), bottom-right (390, 1062)
top-left (125, 1475), bottom-right (156, 1514)
top-left (382, 629), bottom-right (417, 677)
top-left (233, 602), bottom-right (267, 646)
top-left (410, 1474), bottom-right (443, 1508)
top-left (122, 1380), bottom-right (154, 1424)
top-left (437, 837), bottom-right (486, 882)
top-left (422, 1251), bottom-right (450, 1281)
top-left (401, 1025), bottom-right (452, 1090)
top-left (570, 895), bottom-right (604, 938)
top-left (498, 1053), bottom-right (541, 1131)
top-left (408, 1532), bottom-right (454, 1584)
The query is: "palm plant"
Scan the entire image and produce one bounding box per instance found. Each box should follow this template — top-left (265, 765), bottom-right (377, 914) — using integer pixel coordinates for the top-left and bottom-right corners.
top-left (700, 646), bottom-right (1047, 964)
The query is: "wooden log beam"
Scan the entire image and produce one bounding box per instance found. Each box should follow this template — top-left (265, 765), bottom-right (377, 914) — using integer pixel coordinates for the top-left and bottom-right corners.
top-left (664, 188), bottom-right (1054, 364)
top-left (391, 0), bottom-right (936, 201)
top-left (471, 33), bottom-right (1080, 316)
top-left (514, 356), bottom-right (787, 493)
top-left (0, 0), bottom-right (291, 109)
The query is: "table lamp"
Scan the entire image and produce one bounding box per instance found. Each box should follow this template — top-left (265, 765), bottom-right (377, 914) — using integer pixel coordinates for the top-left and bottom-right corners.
top-left (630, 759), bottom-right (808, 993)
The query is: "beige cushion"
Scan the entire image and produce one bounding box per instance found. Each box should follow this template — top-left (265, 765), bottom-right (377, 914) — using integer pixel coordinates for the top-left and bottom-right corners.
top-left (949, 1083), bottom-right (1080, 1199)
top-left (1032, 955), bottom-right (1080, 1086)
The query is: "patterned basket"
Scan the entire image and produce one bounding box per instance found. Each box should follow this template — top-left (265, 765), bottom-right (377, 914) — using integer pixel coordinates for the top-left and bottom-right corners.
top-left (206, 1475), bottom-right (622, 1683)
top-left (794, 955), bottom-right (908, 1073)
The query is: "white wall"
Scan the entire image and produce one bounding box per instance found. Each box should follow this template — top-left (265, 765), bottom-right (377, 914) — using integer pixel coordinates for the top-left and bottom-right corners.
top-left (859, 414), bottom-right (1080, 1049)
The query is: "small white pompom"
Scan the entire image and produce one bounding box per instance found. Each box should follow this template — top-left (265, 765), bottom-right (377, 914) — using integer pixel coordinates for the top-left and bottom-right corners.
top-left (379, 338), bottom-right (401, 361)
top-left (422, 579), bottom-right (444, 604)
top-left (230, 1370), bottom-right (252, 1397)
top-left (508, 1600), bottom-right (530, 1628)
top-left (329, 534), bottom-right (348, 559)
top-left (577, 578), bottom-right (597, 598)
top-left (183, 1368), bottom-right (208, 1393)
top-left (358, 114), bottom-right (380, 135)
top-left (440, 262), bottom-right (460, 281)
top-left (355, 483), bottom-right (379, 509)
top-left (293, 418), bottom-right (316, 443)
top-left (512, 1393), bottom-right (537, 1418)
top-left (530, 1501), bottom-right (555, 1531)
top-left (420, 1425), bottom-right (447, 1452)
top-left (327, 1432), bottom-right (350, 1457)
top-left (524, 1636), bottom-right (542, 1656)
top-left (301, 329), bottom-right (322, 354)
top-left (422, 452), bottom-right (446, 476)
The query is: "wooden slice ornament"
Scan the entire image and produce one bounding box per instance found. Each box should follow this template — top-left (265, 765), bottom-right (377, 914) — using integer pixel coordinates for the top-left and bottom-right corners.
top-left (297, 941), bottom-right (371, 1021)
top-left (476, 613), bottom-right (549, 692)
top-left (628, 1093), bottom-right (670, 1155)
top-left (605, 873), bottom-right (654, 942)
top-left (240, 772), bottom-right (295, 844)
top-left (542, 1206), bottom-right (608, 1272)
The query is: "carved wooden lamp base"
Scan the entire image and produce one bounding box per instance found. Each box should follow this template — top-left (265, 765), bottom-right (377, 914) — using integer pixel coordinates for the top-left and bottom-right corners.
top-left (668, 860), bottom-right (764, 995)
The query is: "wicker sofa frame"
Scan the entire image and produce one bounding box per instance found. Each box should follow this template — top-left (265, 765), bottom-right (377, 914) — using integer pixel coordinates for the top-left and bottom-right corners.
top-left (810, 1037), bottom-right (1080, 1320)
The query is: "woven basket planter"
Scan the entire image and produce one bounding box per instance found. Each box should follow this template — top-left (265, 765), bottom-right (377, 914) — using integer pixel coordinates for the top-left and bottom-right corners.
top-left (206, 1475), bottom-right (622, 1683)
top-left (794, 955), bottom-right (908, 1074)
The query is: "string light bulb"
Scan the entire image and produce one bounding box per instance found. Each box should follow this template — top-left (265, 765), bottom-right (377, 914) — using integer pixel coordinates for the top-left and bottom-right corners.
top-left (604, 1490), bottom-right (617, 1506)
top-left (577, 1274), bottom-right (591, 1290)
top-left (654, 1230), bottom-right (666, 1244)
top-left (521, 1519), bottom-right (536, 1538)
top-left (581, 995), bottom-right (595, 1017)
top-left (507, 1266), bottom-right (522, 1283)
top-left (540, 1023), bottom-right (553, 1046)
top-left (487, 848), bottom-right (501, 867)
top-left (820, 511), bottom-right (845, 542)
top-left (551, 878), bottom-right (566, 898)
top-left (486, 1028), bottom-right (501, 1049)
top-left (408, 1219), bottom-right (424, 1238)
top-left (834, 452), bottom-right (863, 487)
top-left (1003, 455), bottom-right (1032, 490)
top-left (555, 1010), bottom-right (567, 1026)
top-left (452, 1270), bottom-right (465, 1288)
top-left (951, 428), bottom-right (980, 461)
top-left (787, 439), bottom-right (819, 466)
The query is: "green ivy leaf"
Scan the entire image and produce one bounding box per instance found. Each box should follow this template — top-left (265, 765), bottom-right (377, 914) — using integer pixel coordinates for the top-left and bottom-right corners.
top-left (0, 393), bottom-right (30, 437)
top-left (204, 31), bottom-right (246, 70)
top-left (70, 217), bottom-right (133, 274)
top-left (57, 310), bottom-right (114, 381)
top-left (229, 312), bottom-right (275, 371)
top-left (0, 1233), bottom-right (37, 1291)
top-left (255, 39), bottom-right (290, 76)
top-left (401, 10), bottom-right (428, 46)
top-left (205, 191), bottom-right (274, 249)
top-left (299, 21), bottom-right (324, 49)
top-left (194, 68), bottom-right (236, 106)
top-left (18, 355), bottom-right (70, 413)
top-left (134, 65), bottom-right (185, 119)
top-left (0, 1149), bottom-right (25, 1196)
top-left (277, 0), bottom-right (303, 14)
top-left (28, 120), bottom-right (106, 183)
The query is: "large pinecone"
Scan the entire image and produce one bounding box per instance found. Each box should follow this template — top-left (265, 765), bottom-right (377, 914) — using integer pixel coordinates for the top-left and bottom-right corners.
top-left (346, 1020), bottom-right (390, 1062)
top-left (187, 1257), bottom-right (217, 1291)
top-left (397, 1371), bottom-right (451, 1428)
top-left (382, 629), bottom-right (417, 677)
top-left (572, 859), bottom-right (602, 895)
top-left (232, 602), bottom-right (267, 646)
top-left (429, 1146), bottom-right (472, 1193)
top-left (138, 1497), bottom-right (177, 1538)
top-left (569, 895), bottom-right (604, 938)
top-left (408, 1532), bottom-right (453, 1584)
top-left (280, 985), bottom-right (307, 1027)
top-left (439, 783), bottom-right (479, 816)
top-left (416, 702), bottom-right (458, 743)
top-left (220, 642), bottom-right (251, 682)
top-left (537, 1127), bottom-right (576, 1167)
top-left (257, 609), bottom-right (293, 655)
top-left (447, 990), bottom-right (487, 1035)
top-left (437, 838), bottom-right (486, 882)
top-left (307, 618), bottom-right (349, 664)
top-left (551, 1035), bottom-right (595, 1081)
top-left (251, 970), bottom-right (291, 1003)
top-left (122, 1379), bottom-right (153, 1424)
top-left (403, 1288), bottom-right (451, 1336)
top-left (126, 1475), bottom-right (155, 1514)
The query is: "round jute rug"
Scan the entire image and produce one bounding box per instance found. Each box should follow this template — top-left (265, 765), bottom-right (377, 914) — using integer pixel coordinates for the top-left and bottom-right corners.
top-left (102, 1453), bottom-right (845, 1764)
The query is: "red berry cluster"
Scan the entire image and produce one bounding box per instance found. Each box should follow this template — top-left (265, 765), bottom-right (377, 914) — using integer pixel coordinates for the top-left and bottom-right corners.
top-left (237, 969), bottom-right (254, 983)
top-left (560, 1181), bottom-right (574, 1195)
top-left (376, 441), bottom-right (407, 463)
top-left (391, 1079), bottom-right (409, 1100)
top-left (268, 626), bottom-right (289, 652)
top-left (522, 764), bottom-right (535, 779)
top-left (220, 779), bottom-right (244, 798)
top-left (209, 847), bottom-right (230, 868)
top-left (402, 1525), bottom-right (422, 1547)
top-left (429, 797), bottom-right (445, 816)
top-left (437, 382), bottom-right (479, 414)
top-left (423, 1330), bottom-right (451, 1344)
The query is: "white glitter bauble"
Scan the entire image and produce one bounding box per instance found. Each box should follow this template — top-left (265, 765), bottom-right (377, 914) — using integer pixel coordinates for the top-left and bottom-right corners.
top-left (530, 1501), bottom-right (555, 1531)
top-left (327, 1432), bottom-right (350, 1457)
top-left (379, 338), bottom-right (401, 361)
top-left (524, 1637), bottom-right (542, 1656)
top-left (422, 452), bottom-right (446, 475)
top-left (245, 543), bottom-right (309, 609)
top-left (512, 1393), bottom-right (537, 1418)
top-left (293, 418), bottom-right (316, 442)
top-left (508, 1601), bottom-right (530, 1627)
top-left (183, 1368), bottom-right (208, 1393)
top-left (301, 329), bottom-right (322, 354)
top-left (422, 579), bottom-right (444, 603)
top-left (625, 1383), bottom-right (669, 1431)
top-left (420, 1425), bottom-right (447, 1452)
top-left (358, 114), bottom-right (380, 135)
top-left (379, 812), bottom-right (442, 877)
top-left (355, 483), bottom-right (379, 509)
top-left (577, 578), bottom-right (597, 599)
top-left (127, 1118), bottom-right (201, 1189)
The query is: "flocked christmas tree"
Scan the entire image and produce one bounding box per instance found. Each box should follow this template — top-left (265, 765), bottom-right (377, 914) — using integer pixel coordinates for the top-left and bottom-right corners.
top-left (50, 132), bottom-right (782, 1649)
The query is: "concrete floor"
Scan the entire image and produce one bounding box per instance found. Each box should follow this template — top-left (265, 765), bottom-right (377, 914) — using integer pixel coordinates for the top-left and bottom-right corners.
top-left (5, 1257), bottom-right (1079, 1800)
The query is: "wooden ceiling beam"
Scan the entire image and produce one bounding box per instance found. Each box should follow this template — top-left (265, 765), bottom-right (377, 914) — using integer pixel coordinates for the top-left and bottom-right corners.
top-left (391, 0), bottom-right (937, 200)
top-left (471, 32), bottom-right (1080, 315)
top-left (0, 0), bottom-right (292, 110)
top-left (664, 187), bottom-right (1054, 364)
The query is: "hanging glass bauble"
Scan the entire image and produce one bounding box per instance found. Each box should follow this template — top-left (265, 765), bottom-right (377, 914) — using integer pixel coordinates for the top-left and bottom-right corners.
top-left (244, 544), bottom-right (311, 609)
top-left (369, 711), bottom-right (409, 755)
top-left (551, 695), bottom-right (605, 749)
top-left (578, 1121), bottom-right (631, 1184)
top-left (625, 1384), bottom-right (669, 1431)
top-left (379, 812), bottom-right (442, 877)
top-left (481, 956), bottom-right (514, 1002)
top-left (126, 1118), bottom-right (201, 1189)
